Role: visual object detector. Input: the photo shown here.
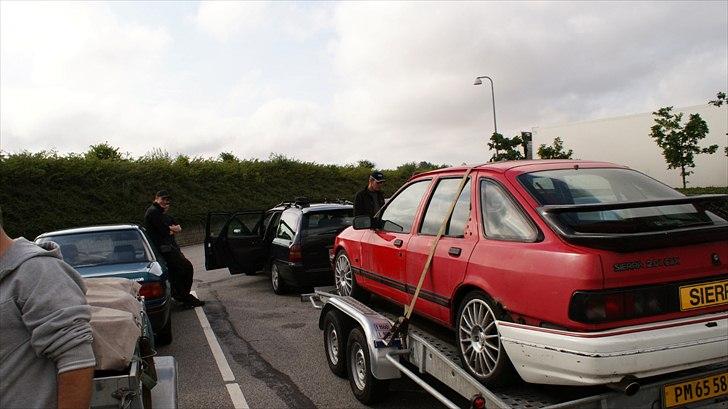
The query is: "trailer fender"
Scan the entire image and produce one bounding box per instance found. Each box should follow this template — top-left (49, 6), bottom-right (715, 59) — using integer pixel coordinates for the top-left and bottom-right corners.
top-left (321, 296), bottom-right (401, 380)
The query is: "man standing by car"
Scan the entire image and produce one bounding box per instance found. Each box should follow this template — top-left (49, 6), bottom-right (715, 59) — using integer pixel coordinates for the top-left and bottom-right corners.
top-left (144, 190), bottom-right (204, 308)
top-left (0, 207), bottom-right (96, 409)
top-left (354, 171), bottom-right (386, 218)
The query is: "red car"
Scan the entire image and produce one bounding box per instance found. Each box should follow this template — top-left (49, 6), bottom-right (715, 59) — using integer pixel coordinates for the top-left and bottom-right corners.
top-left (332, 160), bottom-right (728, 387)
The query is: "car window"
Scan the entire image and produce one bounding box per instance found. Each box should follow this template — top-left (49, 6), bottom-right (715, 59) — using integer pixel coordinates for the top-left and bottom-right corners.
top-left (276, 211), bottom-right (300, 241)
top-left (263, 211), bottom-right (282, 239)
top-left (517, 168), bottom-right (724, 233)
top-left (420, 178), bottom-right (471, 237)
top-left (379, 180), bottom-right (431, 233)
top-left (303, 209), bottom-right (354, 236)
top-left (228, 213), bottom-right (263, 237)
top-left (481, 180), bottom-right (538, 241)
top-left (36, 229), bottom-right (153, 269)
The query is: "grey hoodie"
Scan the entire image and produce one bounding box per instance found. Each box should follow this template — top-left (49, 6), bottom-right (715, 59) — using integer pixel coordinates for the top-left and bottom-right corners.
top-left (0, 238), bottom-right (95, 409)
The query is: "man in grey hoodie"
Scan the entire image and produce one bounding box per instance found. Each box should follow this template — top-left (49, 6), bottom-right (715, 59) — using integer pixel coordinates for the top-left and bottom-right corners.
top-left (0, 210), bottom-right (96, 409)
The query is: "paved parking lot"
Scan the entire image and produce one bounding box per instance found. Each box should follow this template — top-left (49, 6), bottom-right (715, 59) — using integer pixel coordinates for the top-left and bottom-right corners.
top-left (157, 244), bottom-right (449, 409)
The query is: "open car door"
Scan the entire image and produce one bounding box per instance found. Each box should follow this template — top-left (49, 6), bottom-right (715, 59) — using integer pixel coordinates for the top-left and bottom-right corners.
top-left (205, 211), bottom-right (266, 274)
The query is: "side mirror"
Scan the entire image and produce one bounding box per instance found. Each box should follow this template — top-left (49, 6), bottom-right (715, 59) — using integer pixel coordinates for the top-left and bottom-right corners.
top-left (352, 215), bottom-right (372, 230)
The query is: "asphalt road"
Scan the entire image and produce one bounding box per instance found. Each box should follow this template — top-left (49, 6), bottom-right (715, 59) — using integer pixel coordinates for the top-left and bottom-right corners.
top-left (157, 244), bottom-right (449, 409)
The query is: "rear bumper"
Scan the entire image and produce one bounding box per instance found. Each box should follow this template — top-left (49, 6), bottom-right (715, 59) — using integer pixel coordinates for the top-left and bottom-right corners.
top-left (498, 312), bottom-right (728, 386)
top-left (146, 297), bottom-right (171, 333)
top-left (279, 263), bottom-right (333, 287)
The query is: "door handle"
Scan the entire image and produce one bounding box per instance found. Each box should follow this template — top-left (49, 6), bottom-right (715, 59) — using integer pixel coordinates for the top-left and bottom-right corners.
top-left (393, 239), bottom-right (403, 248)
top-left (448, 247), bottom-right (462, 257)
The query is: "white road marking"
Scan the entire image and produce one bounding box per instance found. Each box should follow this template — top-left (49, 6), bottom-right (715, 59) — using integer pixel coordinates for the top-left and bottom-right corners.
top-left (226, 383), bottom-right (250, 409)
top-left (191, 291), bottom-right (250, 409)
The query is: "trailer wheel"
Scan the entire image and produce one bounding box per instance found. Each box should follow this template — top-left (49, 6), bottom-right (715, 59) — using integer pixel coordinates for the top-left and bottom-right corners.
top-left (346, 327), bottom-right (388, 404)
top-left (323, 310), bottom-right (347, 377)
top-left (456, 290), bottom-right (516, 387)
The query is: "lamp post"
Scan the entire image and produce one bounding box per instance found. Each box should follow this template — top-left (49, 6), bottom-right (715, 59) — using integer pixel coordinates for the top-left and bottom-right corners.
top-left (473, 76), bottom-right (498, 135)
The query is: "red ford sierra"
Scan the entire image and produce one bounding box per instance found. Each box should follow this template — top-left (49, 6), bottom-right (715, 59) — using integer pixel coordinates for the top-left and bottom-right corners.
top-left (331, 160), bottom-right (728, 387)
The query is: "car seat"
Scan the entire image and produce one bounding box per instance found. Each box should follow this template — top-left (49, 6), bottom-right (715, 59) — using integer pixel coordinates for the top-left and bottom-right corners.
top-left (60, 244), bottom-right (80, 265)
top-left (113, 245), bottom-right (136, 263)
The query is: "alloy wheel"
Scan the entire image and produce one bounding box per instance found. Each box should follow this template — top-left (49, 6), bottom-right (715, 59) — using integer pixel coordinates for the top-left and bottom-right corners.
top-left (458, 298), bottom-right (501, 378)
top-left (271, 264), bottom-right (280, 291)
top-left (334, 253), bottom-right (353, 296)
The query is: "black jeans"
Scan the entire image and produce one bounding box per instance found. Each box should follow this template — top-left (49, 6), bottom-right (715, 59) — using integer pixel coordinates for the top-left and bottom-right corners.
top-left (161, 249), bottom-right (194, 300)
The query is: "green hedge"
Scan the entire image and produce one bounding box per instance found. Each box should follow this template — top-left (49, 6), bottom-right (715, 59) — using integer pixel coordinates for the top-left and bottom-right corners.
top-left (0, 154), bottom-right (437, 240)
top-left (2, 153), bottom-right (725, 241)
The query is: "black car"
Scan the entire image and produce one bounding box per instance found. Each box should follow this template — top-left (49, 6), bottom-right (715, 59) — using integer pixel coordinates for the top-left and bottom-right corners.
top-left (205, 199), bottom-right (354, 294)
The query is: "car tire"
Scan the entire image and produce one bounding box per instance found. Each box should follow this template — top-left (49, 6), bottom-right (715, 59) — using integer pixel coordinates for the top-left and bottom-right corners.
top-left (155, 317), bottom-right (173, 346)
top-left (346, 327), bottom-right (388, 404)
top-left (271, 262), bottom-right (287, 295)
top-left (323, 310), bottom-right (348, 378)
top-left (334, 250), bottom-right (366, 300)
top-left (455, 290), bottom-right (517, 387)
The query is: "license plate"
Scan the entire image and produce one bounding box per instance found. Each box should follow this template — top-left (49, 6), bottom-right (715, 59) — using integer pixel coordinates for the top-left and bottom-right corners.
top-left (679, 279), bottom-right (728, 311)
top-left (662, 371), bottom-right (728, 408)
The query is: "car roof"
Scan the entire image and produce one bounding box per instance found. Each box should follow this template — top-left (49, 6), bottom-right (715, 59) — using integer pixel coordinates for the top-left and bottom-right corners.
top-left (272, 203), bottom-right (353, 214)
top-left (36, 224), bottom-right (142, 238)
top-left (411, 160), bottom-right (625, 179)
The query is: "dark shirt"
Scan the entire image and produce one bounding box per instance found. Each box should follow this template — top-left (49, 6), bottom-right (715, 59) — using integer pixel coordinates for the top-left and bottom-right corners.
top-left (354, 186), bottom-right (385, 217)
top-left (144, 203), bottom-right (174, 252)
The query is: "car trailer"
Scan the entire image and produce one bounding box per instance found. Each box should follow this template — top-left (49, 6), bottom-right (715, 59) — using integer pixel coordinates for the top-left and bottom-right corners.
top-left (304, 287), bottom-right (728, 409)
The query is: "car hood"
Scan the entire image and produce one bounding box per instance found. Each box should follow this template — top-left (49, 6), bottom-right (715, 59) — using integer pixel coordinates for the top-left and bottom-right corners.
top-left (75, 261), bottom-right (164, 282)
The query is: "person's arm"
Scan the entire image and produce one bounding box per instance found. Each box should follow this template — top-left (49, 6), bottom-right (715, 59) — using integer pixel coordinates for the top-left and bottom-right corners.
top-left (57, 367), bottom-right (94, 409)
top-left (17, 256), bottom-right (96, 407)
top-left (148, 207), bottom-right (171, 237)
top-left (353, 190), bottom-right (365, 216)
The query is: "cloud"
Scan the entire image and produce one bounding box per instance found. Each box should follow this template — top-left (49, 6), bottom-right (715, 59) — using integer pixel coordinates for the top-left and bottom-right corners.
top-left (324, 1), bottom-right (728, 167)
top-left (1, 1), bottom-right (725, 170)
top-left (1, 2), bottom-right (173, 155)
top-left (194, 2), bottom-right (332, 43)
top-left (194, 2), bottom-right (267, 42)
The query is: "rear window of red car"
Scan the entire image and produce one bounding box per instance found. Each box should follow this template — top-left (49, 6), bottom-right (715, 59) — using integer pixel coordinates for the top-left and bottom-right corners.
top-left (518, 168), bottom-right (726, 233)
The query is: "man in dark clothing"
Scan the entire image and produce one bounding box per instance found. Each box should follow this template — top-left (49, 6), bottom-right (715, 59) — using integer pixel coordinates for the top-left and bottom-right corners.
top-left (354, 171), bottom-right (386, 217)
top-left (144, 190), bottom-right (204, 308)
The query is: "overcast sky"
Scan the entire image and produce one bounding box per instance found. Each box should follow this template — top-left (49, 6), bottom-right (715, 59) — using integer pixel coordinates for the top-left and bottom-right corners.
top-left (1, 1), bottom-right (726, 168)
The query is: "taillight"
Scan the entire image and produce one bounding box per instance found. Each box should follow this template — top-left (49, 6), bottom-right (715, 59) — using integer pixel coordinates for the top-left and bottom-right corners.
top-left (139, 282), bottom-right (164, 299)
top-left (571, 288), bottom-right (667, 324)
top-left (471, 394), bottom-right (486, 409)
top-left (289, 244), bottom-right (303, 263)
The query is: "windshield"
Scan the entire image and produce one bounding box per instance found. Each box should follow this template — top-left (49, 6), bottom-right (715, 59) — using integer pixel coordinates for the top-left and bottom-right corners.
top-left (37, 229), bottom-right (153, 268)
top-left (302, 209), bottom-right (354, 236)
top-left (518, 168), bottom-right (726, 233)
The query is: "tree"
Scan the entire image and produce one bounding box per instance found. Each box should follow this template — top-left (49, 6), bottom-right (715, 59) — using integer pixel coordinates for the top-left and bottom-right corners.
top-left (487, 133), bottom-right (524, 162)
top-left (708, 91), bottom-right (727, 157)
top-left (357, 160), bottom-right (375, 169)
top-left (709, 91), bottom-right (726, 107)
top-left (537, 137), bottom-right (573, 159)
top-left (85, 142), bottom-right (122, 160)
top-left (650, 107), bottom-right (718, 188)
top-left (218, 152), bottom-right (239, 163)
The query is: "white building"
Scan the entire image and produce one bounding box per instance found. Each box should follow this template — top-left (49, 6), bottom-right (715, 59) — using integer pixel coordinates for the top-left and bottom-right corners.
top-left (532, 104), bottom-right (728, 188)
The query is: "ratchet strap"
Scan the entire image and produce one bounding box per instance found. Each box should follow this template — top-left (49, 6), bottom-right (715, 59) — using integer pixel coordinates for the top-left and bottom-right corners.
top-left (385, 166), bottom-right (475, 345)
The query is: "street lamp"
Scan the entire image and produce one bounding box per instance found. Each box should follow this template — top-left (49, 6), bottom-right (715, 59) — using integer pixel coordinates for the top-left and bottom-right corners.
top-left (473, 76), bottom-right (498, 135)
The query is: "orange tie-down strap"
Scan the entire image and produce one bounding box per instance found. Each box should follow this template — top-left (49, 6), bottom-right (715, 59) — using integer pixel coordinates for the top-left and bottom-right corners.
top-left (386, 166), bottom-right (475, 344)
